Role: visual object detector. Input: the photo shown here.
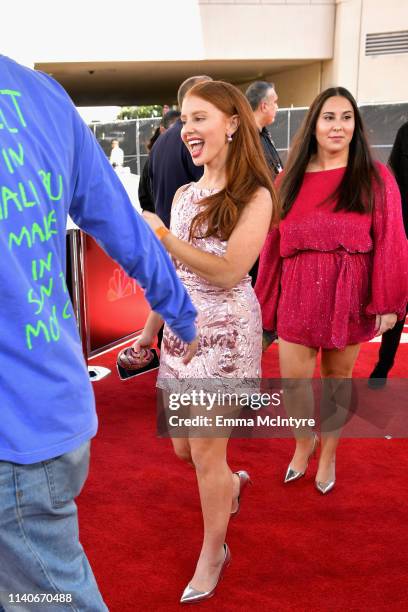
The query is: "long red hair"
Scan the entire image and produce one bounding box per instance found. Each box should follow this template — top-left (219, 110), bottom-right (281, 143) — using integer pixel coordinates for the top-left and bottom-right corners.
top-left (184, 81), bottom-right (280, 241)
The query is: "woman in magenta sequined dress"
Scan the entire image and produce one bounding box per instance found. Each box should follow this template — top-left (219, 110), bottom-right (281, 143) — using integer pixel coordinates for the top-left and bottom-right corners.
top-left (137, 81), bottom-right (278, 603)
top-left (256, 87), bottom-right (408, 495)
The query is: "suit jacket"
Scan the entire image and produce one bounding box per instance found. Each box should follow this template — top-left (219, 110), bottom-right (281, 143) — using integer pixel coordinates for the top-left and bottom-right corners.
top-left (260, 127), bottom-right (283, 178)
top-left (149, 119), bottom-right (203, 227)
top-left (389, 121), bottom-right (408, 238)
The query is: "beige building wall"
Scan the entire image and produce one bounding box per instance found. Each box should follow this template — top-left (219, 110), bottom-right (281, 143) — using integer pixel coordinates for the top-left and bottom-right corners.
top-left (357, 0), bottom-right (408, 102)
top-left (2, 0), bottom-right (406, 106)
top-left (2, 0), bottom-right (336, 106)
top-left (199, 0), bottom-right (335, 60)
top-left (3, 0), bottom-right (334, 65)
top-left (267, 63), bottom-right (323, 107)
top-left (321, 0), bottom-right (362, 93)
top-left (322, 0), bottom-right (408, 103)
top-left (2, 0), bottom-right (205, 64)
top-left (235, 62), bottom-right (322, 107)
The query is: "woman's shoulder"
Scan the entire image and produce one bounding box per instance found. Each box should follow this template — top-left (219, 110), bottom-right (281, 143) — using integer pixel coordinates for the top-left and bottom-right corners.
top-left (374, 160), bottom-right (394, 181)
top-left (254, 184), bottom-right (272, 198)
top-left (373, 161), bottom-right (397, 191)
top-left (371, 161), bottom-right (402, 213)
top-left (249, 185), bottom-right (273, 210)
top-left (240, 186), bottom-right (274, 225)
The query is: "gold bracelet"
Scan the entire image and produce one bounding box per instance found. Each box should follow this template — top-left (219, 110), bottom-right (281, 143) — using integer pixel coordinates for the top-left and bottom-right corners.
top-left (155, 226), bottom-right (170, 241)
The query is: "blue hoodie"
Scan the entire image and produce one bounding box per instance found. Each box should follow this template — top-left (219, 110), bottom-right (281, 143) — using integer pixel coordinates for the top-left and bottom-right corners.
top-left (0, 56), bottom-right (196, 463)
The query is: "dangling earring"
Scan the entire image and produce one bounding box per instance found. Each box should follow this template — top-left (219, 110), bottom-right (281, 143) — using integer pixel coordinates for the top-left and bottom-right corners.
top-left (227, 134), bottom-right (233, 143)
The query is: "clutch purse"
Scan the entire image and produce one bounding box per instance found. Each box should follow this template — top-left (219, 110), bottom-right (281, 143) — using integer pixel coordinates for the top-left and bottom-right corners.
top-left (117, 346), bottom-right (155, 371)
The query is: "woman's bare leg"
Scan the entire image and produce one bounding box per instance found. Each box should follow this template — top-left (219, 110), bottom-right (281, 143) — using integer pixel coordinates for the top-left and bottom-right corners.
top-left (279, 339), bottom-right (318, 472)
top-left (164, 388), bottom-right (193, 465)
top-left (318, 344), bottom-right (360, 483)
top-left (171, 437), bottom-right (193, 465)
top-left (167, 393), bottom-right (240, 590)
top-left (187, 436), bottom-right (232, 593)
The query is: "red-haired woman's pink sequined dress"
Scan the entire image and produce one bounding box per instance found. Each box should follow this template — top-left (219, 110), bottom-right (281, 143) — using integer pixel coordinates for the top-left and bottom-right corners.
top-left (157, 183), bottom-right (262, 387)
top-left (255, 163), bottom-right (408, 350)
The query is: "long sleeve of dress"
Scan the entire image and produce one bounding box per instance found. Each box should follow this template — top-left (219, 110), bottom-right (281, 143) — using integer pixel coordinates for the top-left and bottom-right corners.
top-left (254, 227), bottom-right (281, 331)
top-left (366, 165), bottom-right (408, 320)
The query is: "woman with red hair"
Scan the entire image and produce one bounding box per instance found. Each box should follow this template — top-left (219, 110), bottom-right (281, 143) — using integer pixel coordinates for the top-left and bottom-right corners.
top-left (138, 80), bottom-right (278, 603)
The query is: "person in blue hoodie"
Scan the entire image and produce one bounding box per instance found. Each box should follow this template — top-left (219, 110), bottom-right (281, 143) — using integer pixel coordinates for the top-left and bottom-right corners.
top-left (0, 55), bottom-right (197, 611)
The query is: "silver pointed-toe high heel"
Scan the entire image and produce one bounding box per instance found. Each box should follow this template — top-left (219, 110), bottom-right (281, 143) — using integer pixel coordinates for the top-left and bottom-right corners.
top-left (180, 543), bottom-right (231, 604)
top-left (231, 470), bottom-right (252, 518)
top-left (315, 460), bottom-right (336, 494)
top-left (284, 466), bottom-right (305, 484)
top-left (315, 479), bottom-right (336, 495)
top-left (284, 433), bottom-right (319, 483)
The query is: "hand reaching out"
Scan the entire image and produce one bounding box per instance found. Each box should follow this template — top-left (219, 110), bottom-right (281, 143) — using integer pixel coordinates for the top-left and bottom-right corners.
top-left (134, 329), bottom-right (198, 365)
top-left (183, 337), bottom-right (199, 365)
top-left (374, 313), bottom-right (397, 337)
top-left (142, 211), bottom-right (165, 232)
top-left (132, 330), bottom-right (155, 351)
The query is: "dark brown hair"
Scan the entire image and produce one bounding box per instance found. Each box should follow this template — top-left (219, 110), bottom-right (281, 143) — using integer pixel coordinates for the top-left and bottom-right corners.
top-left (280, 86), bottom-right (382, 218)
top-left (183, 80), bottom-right (280, 241)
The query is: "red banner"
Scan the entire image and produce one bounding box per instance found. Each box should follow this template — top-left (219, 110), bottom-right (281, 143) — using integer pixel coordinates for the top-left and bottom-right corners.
top-left (84, 234), bottom-right (150, 353)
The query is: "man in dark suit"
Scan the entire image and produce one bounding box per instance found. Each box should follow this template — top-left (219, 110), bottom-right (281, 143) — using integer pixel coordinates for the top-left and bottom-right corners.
top-left (245, 80), bottom-right (283, 179)
top-left (369, 122), bottom-right (408, 387)
top-left (245, 81), bottom-right (283, 350)
top-left (138, 109), bottom-right (181, 213)
top-left (245, 81), bottom-right (283, 293)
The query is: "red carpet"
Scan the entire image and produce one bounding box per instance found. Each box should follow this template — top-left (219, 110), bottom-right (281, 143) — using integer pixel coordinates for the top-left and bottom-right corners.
top-left (79, 333), bottom-right (408, 611)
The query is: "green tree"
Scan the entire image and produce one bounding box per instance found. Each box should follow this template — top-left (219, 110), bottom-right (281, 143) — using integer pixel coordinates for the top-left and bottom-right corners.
top-left (117, 105), bottom-right (163, 120)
